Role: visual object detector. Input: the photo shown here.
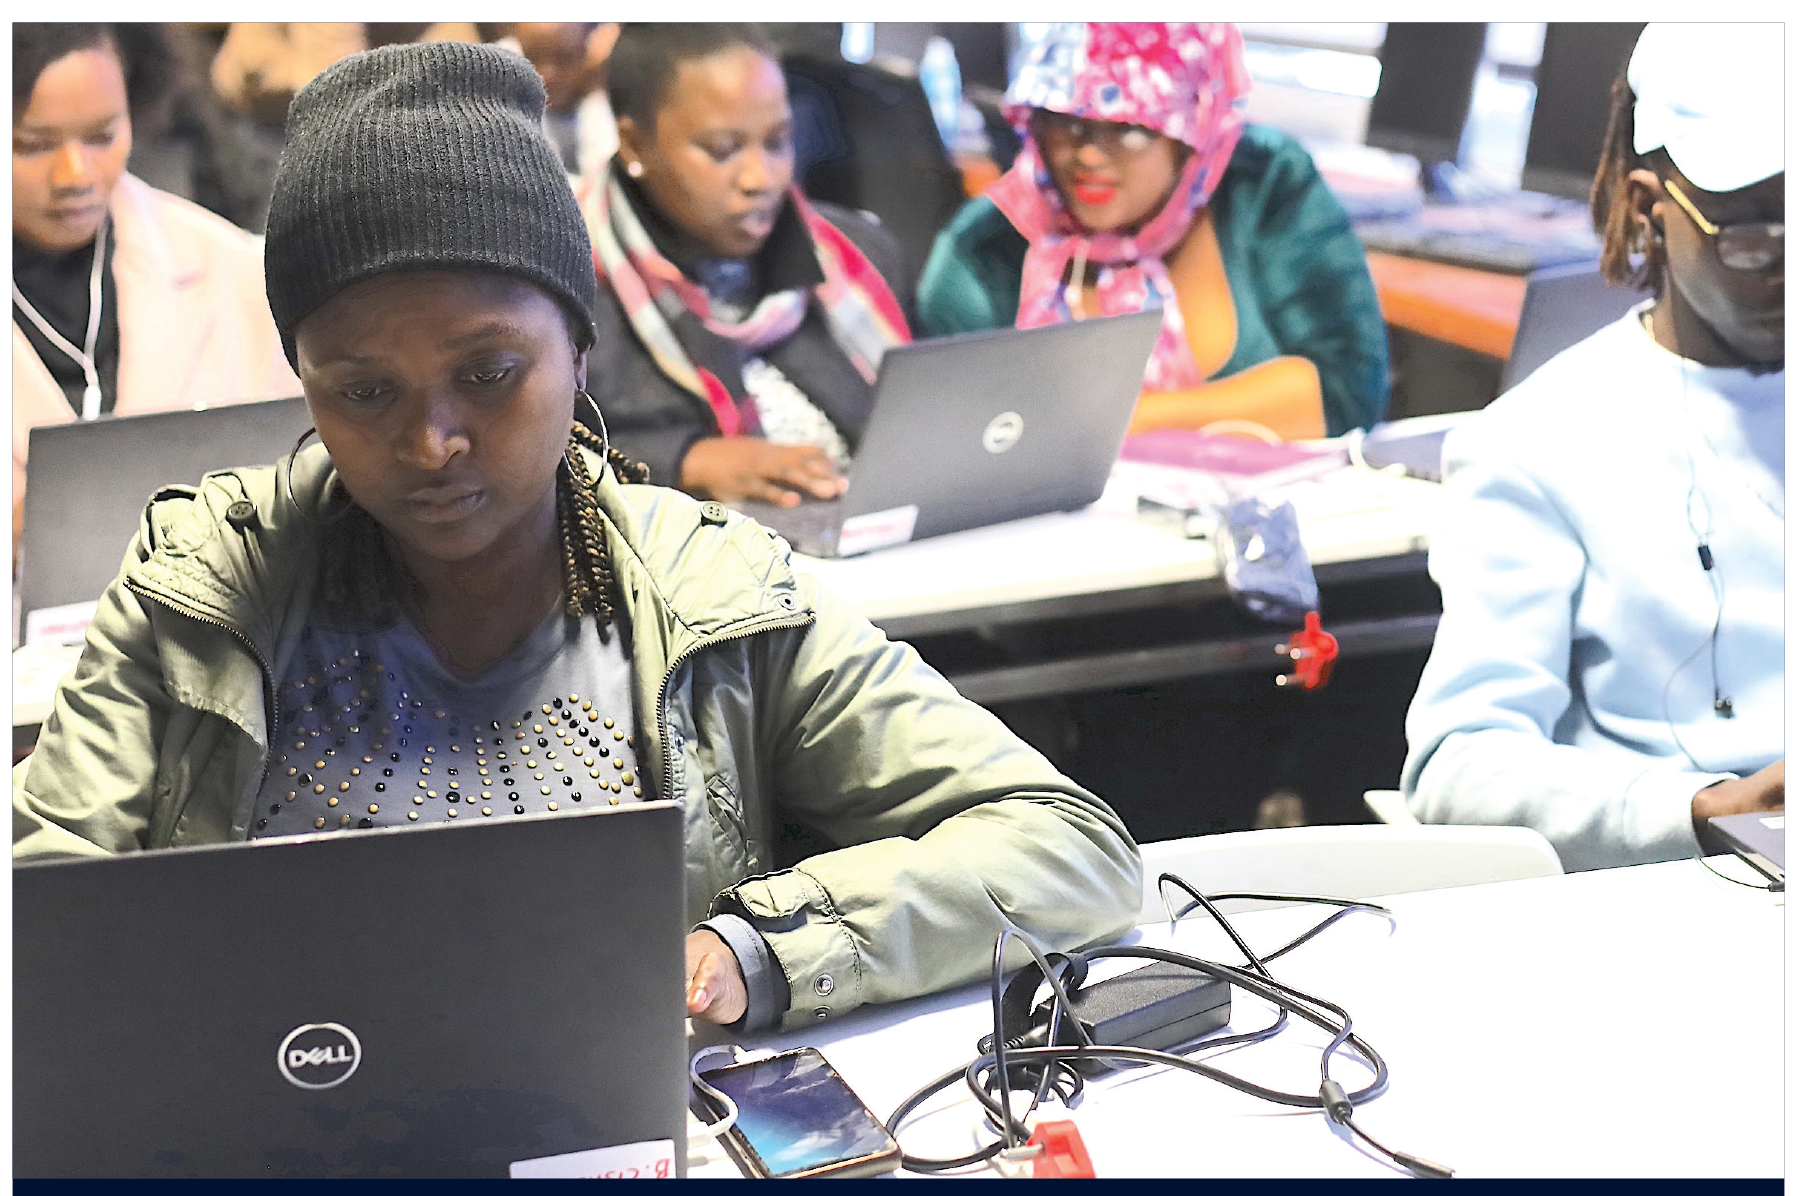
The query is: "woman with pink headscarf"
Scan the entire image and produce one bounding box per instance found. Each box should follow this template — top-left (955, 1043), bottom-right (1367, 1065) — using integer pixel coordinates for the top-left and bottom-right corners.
top-left (918, 23), bottom-right (1387, 438)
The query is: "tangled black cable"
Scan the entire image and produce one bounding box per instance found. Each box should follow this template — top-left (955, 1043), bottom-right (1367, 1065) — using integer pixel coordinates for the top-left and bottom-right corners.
top-left (883, 873), bottom-right (1454, 1178)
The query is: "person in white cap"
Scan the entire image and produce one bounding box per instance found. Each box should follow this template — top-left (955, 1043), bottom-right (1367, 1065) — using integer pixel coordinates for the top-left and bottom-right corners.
top-left (1402, 23), bottom-right (1783, 871)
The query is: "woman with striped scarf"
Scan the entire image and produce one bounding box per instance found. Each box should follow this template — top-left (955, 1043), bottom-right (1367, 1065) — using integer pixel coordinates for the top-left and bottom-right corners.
top-left (578, 24), bottom-right (912, 507)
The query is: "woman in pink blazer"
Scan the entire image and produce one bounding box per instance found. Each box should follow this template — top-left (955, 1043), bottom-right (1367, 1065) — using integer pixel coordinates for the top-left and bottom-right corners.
top-left (12, 23), bottom-right (298, 543)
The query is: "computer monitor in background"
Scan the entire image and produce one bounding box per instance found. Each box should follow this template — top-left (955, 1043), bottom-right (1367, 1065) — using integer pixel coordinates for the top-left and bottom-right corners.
top-left (1521, 22), bottom-right (1647, 200)
top-left (1364, 23), bottom-right (1489, 171)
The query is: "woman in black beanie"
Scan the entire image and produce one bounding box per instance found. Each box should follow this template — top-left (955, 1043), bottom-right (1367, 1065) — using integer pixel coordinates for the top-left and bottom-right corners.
top-left (13, 42), bottom-right (1140, 1036)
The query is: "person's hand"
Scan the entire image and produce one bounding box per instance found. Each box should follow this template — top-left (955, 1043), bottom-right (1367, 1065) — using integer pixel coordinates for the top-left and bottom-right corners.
top-left (1692, 759), bottom-right (1785, 825)
top-left (679, 438), bottom-right (847, 507)
top-left (685, 929), bottom-right (748, 1025)
top-left (585, 22), bottom-right (621, 79)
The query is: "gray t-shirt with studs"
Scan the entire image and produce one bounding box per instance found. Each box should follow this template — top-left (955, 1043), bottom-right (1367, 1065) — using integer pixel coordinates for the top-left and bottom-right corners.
top-left (252, 603), bottom-right (645, 841)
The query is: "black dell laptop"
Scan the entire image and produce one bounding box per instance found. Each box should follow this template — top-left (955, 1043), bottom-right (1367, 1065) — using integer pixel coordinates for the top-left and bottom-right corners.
top-left (735, 312), bottom-right (1161, 557)
top-left (14, 801), bottom-right (688, 1178)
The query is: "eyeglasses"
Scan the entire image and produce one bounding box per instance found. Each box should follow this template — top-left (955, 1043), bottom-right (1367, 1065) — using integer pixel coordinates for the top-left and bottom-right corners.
top-left (1030, 110), bottom-right (1159, 157)
top-left (1662, 177), bottom-right (1785, 272)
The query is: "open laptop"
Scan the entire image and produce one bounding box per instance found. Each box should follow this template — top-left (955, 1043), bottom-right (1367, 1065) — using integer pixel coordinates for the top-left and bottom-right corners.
top-left (14, 801), bottom-right (688, 1178)
top-left (1704, 811), bottom-right (1784, 888)
top-left (735, 312), bottom-right (1161, 557)
top-left (1500, 261), bottom-right (1643, 392)
top-left (20, 396), bottom-right (313, 638)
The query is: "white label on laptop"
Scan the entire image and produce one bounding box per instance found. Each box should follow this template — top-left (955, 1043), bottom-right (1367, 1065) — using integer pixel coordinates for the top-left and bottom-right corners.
top-left (836, 504), bottom-right (919, 557)
top-left (1761, 815), bottom-right (1784, 830)
top-left (509, 1139), bottom-right (677, 1178)
top-left (24, 600), bottom-right (97, 646)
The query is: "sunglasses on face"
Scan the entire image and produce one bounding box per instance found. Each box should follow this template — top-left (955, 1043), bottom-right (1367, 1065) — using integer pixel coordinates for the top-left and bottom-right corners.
top-left (1031, 110), bottom-right (1159, 157)
top-left (1662, 177), bottom-right (1785, 273)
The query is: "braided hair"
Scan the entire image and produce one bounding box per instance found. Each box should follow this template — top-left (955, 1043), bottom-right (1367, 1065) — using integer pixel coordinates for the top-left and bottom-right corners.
top-left (317, 422), bottom-right (650, 629)
top-left (1590, 74), bottom-right (1666, 295)
top-left (558, 421), bottom-right (651, 624)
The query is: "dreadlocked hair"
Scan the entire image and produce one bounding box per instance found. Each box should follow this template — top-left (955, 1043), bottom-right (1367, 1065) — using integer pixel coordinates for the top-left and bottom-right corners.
top-left (316, 422), bottom-right (651, 629)
top-left (1590, 74), bottom-right (1662, 295)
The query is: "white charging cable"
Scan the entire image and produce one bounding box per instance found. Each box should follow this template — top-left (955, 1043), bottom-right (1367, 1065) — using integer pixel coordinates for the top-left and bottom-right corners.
top-left (688, 1046), bottom-right (741, 1139)
top-left (688, 1045), bottom-right (777, 1140)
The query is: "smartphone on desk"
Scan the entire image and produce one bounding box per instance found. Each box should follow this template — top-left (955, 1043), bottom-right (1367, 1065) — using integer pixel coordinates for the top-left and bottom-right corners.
top-left (702, 1047), bottom-right (901, 1178)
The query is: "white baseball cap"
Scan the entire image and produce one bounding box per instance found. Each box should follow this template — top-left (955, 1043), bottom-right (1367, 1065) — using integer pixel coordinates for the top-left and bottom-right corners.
top-left (1628, 22), bottom-right (1784, 193)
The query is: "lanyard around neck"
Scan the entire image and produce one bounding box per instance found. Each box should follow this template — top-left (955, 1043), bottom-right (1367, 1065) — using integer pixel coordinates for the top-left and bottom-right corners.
top-left (13, 218), bottom-right (109, 420)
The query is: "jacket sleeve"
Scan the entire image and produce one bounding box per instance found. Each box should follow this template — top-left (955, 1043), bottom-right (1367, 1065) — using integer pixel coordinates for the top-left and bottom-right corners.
top-left (1401, 429), bottom-right (1720, 871)
top-left (13, 537), bottom-right (174, 859)
top-left (915, 198), bottom-right (1023, 338)
top-left (1230, 134), bottom-right (1390, 434)
top-left (715, 577), bottom-right (1142, 1030)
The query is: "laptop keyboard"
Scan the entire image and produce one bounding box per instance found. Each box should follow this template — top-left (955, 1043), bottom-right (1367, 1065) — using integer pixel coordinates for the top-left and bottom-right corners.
top-left (1356, 223), bottom-right (1597, 275)
top-left (1354, 192), bottom-right (1603, 276)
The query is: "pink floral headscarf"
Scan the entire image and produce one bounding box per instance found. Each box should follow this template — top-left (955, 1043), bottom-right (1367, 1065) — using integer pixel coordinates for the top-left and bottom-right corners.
top-left (986, 23), bottom-right (1251, 393)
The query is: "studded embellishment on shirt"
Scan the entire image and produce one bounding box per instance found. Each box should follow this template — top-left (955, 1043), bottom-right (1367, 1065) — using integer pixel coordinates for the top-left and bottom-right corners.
top-left (250, 620), bottom-right (645, 842)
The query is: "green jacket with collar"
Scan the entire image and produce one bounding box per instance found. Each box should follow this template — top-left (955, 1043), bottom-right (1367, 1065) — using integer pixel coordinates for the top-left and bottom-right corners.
top-left (13, 443), bottom-right (1141, 1030)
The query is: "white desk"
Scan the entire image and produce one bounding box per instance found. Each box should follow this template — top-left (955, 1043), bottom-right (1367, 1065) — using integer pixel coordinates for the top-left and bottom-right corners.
top-left (786, 463), bottom-right (1447, 706)
top-left (793, 462), bottom-right (1443, 635)
top-left (692, 860), bottom-right (1782, 1178)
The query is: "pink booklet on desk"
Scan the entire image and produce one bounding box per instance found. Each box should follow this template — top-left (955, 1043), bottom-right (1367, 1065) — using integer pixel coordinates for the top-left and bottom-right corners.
top-left (1120, 431), bottom-right (1347, 489)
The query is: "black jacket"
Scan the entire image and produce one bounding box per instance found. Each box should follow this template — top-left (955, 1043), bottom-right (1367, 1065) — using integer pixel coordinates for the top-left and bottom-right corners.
top-left (585, 189), bottom-right (912, 489)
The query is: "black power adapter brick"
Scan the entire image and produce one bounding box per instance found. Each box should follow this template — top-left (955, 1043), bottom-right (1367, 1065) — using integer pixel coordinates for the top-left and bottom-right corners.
top-left (1033, 961), bottom-right (1232, 1075)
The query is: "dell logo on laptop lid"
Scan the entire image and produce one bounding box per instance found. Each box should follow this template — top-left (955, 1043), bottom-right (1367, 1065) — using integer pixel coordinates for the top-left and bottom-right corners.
top-left (277, 1023), bottom-right (362, 1090)
top-left (982, 412), bottom-right (1024, 454)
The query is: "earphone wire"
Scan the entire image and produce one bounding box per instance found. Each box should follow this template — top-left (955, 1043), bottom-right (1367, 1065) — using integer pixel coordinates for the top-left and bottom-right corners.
top-left (1660, 351), bottom-right (1731, 771)
top-left (1680, 375), bottom-right (1729, 717)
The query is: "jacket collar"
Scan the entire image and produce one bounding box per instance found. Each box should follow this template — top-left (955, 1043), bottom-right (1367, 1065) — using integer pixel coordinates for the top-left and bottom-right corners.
top-left (584, 443), bottom-right (808, 654)
top-left (125, 440), bottom-right (807, 674)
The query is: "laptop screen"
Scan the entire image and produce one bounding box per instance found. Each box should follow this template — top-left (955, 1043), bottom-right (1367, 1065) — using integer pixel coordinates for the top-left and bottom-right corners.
top-left (20, 397), bottom-right (312, 633)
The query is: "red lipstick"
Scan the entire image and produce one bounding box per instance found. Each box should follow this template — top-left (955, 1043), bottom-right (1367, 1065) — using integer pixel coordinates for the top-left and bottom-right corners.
top-left (1070, 176), bottom-right (1118, 207)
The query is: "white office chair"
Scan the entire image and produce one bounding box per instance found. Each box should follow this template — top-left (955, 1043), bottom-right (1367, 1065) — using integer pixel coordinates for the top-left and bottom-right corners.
top-left (1363, 788), bottom-right (1420, 825)
top-left (1137, 823), bottom-right (1563, 923)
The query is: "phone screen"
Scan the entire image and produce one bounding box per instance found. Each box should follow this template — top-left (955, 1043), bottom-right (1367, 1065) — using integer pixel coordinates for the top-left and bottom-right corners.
top-left (706, 1049), bottom-right (895, 1177)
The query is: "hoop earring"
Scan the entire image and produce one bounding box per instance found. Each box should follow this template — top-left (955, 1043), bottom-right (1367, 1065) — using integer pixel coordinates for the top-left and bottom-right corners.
top-left (577, 388), bottom-right (612, 459)
top-left (282, 426), bottom-right (352, 526)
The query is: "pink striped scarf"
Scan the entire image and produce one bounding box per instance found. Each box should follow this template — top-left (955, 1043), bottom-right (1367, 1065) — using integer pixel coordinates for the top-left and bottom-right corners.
top-left (581, 164), bottom-right (910, 436)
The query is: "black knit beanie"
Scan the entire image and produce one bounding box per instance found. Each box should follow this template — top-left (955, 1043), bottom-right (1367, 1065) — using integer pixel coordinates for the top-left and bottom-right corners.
top-left (264, 41), bottom-right (598, 366)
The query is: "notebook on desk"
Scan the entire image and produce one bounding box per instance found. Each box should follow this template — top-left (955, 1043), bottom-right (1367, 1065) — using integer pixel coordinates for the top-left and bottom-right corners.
top-left (19, 396), bottom-right (314, 640)
top-left (735, 312), bottom-right (1161, 558)
top-left (14, 801), bottom-right (689, 1178)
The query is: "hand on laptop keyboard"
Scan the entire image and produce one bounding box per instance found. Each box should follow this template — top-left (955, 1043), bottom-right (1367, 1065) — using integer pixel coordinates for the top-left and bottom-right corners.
top-left (681, 437), bottom-right (847, 506)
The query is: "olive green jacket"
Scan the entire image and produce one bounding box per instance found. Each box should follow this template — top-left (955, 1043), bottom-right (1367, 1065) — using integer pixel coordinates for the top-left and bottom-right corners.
top-left (13, 444), bottom-right (1141, 1030)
